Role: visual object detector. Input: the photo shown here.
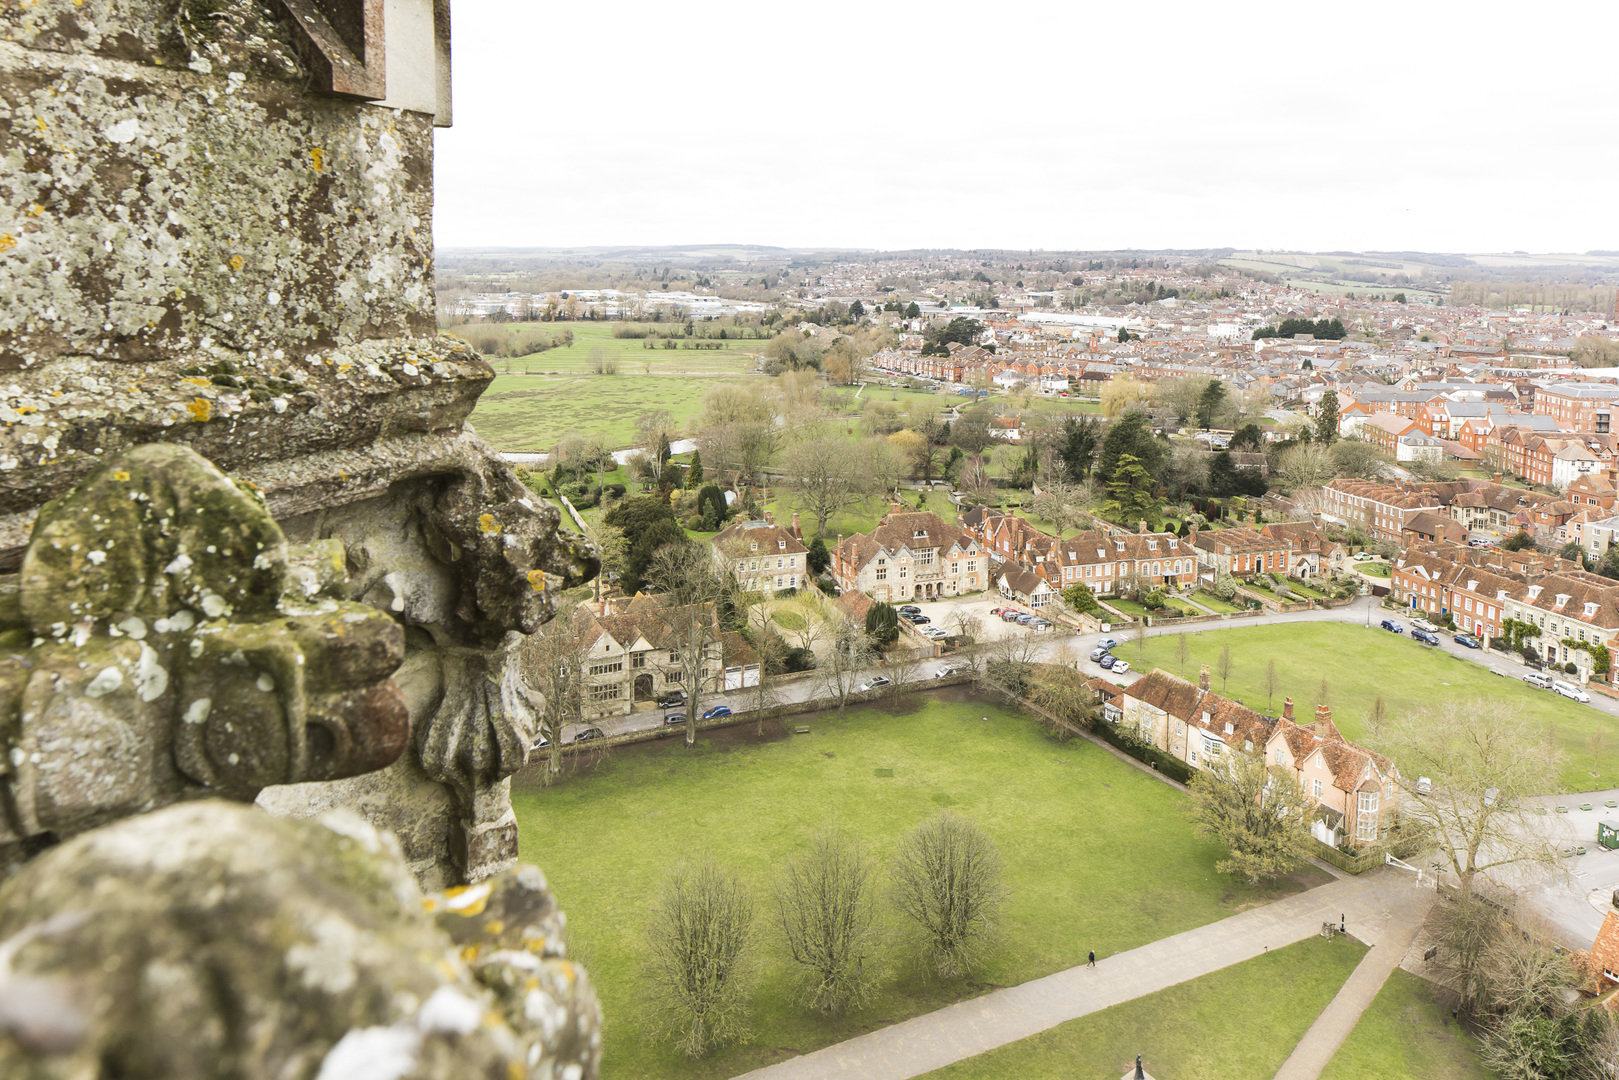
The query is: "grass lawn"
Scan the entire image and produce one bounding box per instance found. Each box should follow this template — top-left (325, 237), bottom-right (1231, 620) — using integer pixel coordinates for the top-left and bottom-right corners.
top-left (1191, 590), bottom-right (1243, 614)
top-left (1358, 563), bottom-right (1391, 578)
top-left (511, 690), bottom-right (1329, 1080)
top-left (1320, 969), bottom-right (1493, 1080)
top-left (1103, 598), bottom-right (1152, 619)
top-left (470, 371), bottom-right (771, 451)
top-left (1131, 623), bottom-right (1612, 792)
top-left (926, 935), bottom-right (1367, 1080)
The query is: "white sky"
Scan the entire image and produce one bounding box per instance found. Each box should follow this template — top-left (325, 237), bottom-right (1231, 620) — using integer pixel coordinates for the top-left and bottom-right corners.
top-left (434, 0), bottom-right (1618, 255)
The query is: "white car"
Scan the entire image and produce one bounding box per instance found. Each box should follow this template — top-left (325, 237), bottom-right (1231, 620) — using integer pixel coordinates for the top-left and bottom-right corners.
top-left (920, 625), bottom-right (948, 639)
top-left (1554, 679), bottom-right (1591, 703)
top-left (934, 664), bottom-right (962, 678)
top-left (1111, 660), bottom-right (1131, 674)
top-left (1411, 618), bottom-right (1437, 633)
top-left (857, 676), bottom-right (892, 692)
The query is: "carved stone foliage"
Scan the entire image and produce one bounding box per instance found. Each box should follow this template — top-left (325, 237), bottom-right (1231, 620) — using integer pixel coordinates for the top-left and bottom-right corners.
top-left (0, 800), bottom-right (602, 1079)
top-left (0, 444), bottom-right (411, 869)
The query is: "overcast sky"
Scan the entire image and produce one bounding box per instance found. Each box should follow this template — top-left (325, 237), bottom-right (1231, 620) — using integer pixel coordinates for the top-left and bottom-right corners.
top-left (434, 1), bottom-right (1616, 255)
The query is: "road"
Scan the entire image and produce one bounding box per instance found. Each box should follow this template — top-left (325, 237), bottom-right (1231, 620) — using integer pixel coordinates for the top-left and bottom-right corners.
top-left (561, 593), bottom-right (1619, 745)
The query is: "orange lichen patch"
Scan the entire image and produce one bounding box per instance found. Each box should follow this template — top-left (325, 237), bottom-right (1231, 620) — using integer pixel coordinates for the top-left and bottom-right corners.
top-left (0, 234), bottom-right (16, 253)
top-left (527, 569), bottom-right (547, 592)
top-left (112, 471), bottom-right (130, 482)
top-left (507, 1061), bottom-right (525, 1080)
top-left (478, 513), bottom-right (499, 535)
top-left (441, 881), bottom-right (492, 916)
top-left (180, 377), bottom-right (211, 387)
top-left (310, 147), bottom-right (325, 172)
top-left (15, 406), bottom-right (35, 414)
top-left (483, 919), bottom-right (504, 936)
top-left (229, 255), bottom-right (244, 273)
top-left (187, 398), bottom-right (212, 422)
top-left (420, 895), bottom-right (440, 914)
top-left (459, 944), bottom-right (481, 964)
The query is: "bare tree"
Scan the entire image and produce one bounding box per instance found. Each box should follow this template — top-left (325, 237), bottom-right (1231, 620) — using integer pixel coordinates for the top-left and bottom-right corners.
top-left (1263, 658), bottom-right (1278, 710)
top-left (890, 811), bottom-right (1008, 978)
top-left (1025, 476), bottom-right (1094, 536)
top-left (648, 544), bottom-right (728, 747)
top-left (1277, 442), bottom-right (1332, 491)
top-left (822, 614), bottom-right (874, 717)
top-left (1217, 643), bottom-right (1233, 692)
top-left (643, 854), bottom-right (757, 1056)
top-left (1375, 698), bottom-right (1568, 892)
top-left (748, 630), bottom-right (788, 734)
top-left (636, 409), bottom-right (676, 484)
top-left (520, 611), bottom-right (589, 782)
top-left (779, 434), bottom-right (866, 536)
top-left (878, 647), bottom-right (920, 704)
top-left (950, 613), bottom-right (986, 677)
top-left (1174, 632), bottom-right (1190, 677)
top-left (774, 829), bottom-right (884, 1015)
top-left (958, 453), bottom-right (996, 506)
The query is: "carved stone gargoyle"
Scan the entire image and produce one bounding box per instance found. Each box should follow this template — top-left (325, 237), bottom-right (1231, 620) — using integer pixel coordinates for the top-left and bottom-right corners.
top-left (0, 444), bottom-right (411, 869)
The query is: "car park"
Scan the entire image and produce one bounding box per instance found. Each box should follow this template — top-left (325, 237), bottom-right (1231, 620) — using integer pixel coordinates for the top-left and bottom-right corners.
top-left (1454, 634), bottom-right (1481, 649)
top-left (858, 676), bottom-right (892, 692)
top-left (1111, 660), bottom-right (1131, 674)
top-left (701, 705), bottom-right (731, 720)
top-left (1555, 680), bottom-right (1592, 703)
top-left (1379, 619), bottom-right (1403, 633)
top-left (1523, 671), bottom-right (1555, 690)
top-left (1411, 629), bottom-right (1440, 645)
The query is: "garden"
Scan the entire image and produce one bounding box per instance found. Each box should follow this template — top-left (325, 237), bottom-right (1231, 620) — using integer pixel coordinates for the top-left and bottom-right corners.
top-left (510, 689), bottom-right (1330, 1079)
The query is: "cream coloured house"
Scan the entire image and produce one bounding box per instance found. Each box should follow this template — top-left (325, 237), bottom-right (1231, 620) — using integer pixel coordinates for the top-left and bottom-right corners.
top-left (830, 508), bottom-right (984, 603)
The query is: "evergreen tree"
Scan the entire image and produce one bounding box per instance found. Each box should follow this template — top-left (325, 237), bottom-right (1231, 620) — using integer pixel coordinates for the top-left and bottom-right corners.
top-left (806, 537), bottom-right (830, 577)
top-left (1316, 389), bottom-right (1339, 445)
top-left (849, 300), bottom-right (865, 319)
top-left (865, 602), bottom-right (900, 646)
top-left (905, 302), bottom-right (921, 319)
top-left (696, 485), bottom-right (727, 530)
top-left (1097, 411), bottom-right (1167, 486)
top-left (687, 450), bottom-right (703, 487)
top-left (1196, 379), bottom-right (1227, 430)
top-left (1059, 415), bottom-right (1100, 481)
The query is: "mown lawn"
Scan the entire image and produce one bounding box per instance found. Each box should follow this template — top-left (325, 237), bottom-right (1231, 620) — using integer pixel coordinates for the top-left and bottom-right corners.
top-left (1132, 623), bottom-right (1613, 792)
top-left (926, 935), bottom-right (1367, 1080)
top-left (1320, 969), bottom-right (1494, 1080)
top-left (1191, 590), bottom-right (1243, 613)
top-left (511, 689), bottom-right (1329, 1080)
top-left (469, 371), bottom-right (770, 451)
top-left (450, 320), bottom-right (767, 375)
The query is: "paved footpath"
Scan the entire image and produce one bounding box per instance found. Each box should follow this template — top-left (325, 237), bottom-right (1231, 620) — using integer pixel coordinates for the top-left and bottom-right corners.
top-left (735, 868), bottom-right (1432, 1080)
top-left (1272, 885), bottom-right (1435, 1080)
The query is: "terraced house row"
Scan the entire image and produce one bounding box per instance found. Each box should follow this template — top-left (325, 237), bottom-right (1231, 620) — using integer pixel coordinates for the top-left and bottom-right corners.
top-left (1390, 542), bottom-right (1616, 679)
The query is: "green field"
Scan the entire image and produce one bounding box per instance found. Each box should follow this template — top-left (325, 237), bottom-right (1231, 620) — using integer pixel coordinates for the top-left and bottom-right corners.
top-left (1321, 969), bottom-right (1493, 1080)
top-left (512, 690), bottom-right (1328, 1080)
top-left (451, 321), bottom-right (767, 375)
top-left (470, 371), bottom-right (769, 451)
top-left (926, 936), bottom-right (1367, 1080)
top-left (1130, 623), bottom-right (1614, 792)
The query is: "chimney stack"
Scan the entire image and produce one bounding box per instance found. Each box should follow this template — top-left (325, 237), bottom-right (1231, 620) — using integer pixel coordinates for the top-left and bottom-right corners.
top-left (890, 501), bottom-right (904, 516)
top-left (1283, 697), bottom-right (1294, 720)
top-left (764, 510), bottom-right (775, 525)
top-left (1198, 664), bottom-right (1211, 692)
top-left (1139, 519), bottom-right (1148, 534)
top-left (1315, 703), bottom-right (1332, 724)
top-left (791, 511), bottom-right (801, 539)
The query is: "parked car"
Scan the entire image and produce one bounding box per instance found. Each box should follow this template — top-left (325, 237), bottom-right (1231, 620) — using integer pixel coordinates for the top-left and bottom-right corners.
top-left (701, 705), bottom-right (731, 720)
top-left (1030, 618), bottom-right (1051, 630)
top-left (898, 605), bottom-right (921, 615)
top-left (989, 607), bottom-right (1004, 615)
top-left (857, 676), bottom-right (892, 692)
top-left (934, 664), bottom-right (963, 678)
top-left (1015, 613), bottom-right (1034, 625)
top-left (1354, 552), bottom-right (1375, 562)
top-left (1554, 680), bottom-right (1592, 703)
top-left (1001, 610), bottom-right (1022, 622)
top-left (1379, 619), bottom-right (1404, 633)
top-left (575, 726), bottom-right (605, 742)
top-left (1090, 646), bottom-right (1109, 661)
top-left (655, 691), bottom-right (686, 708)
top-left (530, 734), bottom-right (551, 752)
top-left (1411, 618), bottom-right (1438, 633)
top-left (1098, 638), bottom-right (1119, 650)
top-left (1454, 634), bottom-right (1481, 649)
top-left (920, 625), bottom-right (948, 638)
top-left (1411, 629), bottom-right (1440, 646)
top-left (1523, 671), bottom-right (1555, 690)
top-left (1098, 655), bottom-right (1117, 669)
top-left (1111, 660), bottom-right (1131, 674)
top-left (1468, 537), bottom-right (1490, 548)
top-left (908, 614), bottom-right (932, 625)
top-left (1416, 776), bottom-right (1433, 796)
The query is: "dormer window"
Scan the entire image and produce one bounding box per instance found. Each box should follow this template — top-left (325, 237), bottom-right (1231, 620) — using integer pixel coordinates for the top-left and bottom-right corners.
top-left (1224, 722), bottom-right (1234, 735)
top-left (779, 540), bottom-right (787, 550)
top-left (1147, 540), bottom-right (1157, 551)
top-left (1556, 594), bottom-right (1571, 608)
top-left (1528, 585), bottom-right (1543, 600)
top-left (1467, 580), bottom-right (1477, 591)
top-left (750, 542), bottom-right (758, 552)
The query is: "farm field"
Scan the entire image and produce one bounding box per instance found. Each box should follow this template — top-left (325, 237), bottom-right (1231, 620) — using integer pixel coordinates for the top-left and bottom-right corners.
top-left (1320, 969), bottom-right (1493, 1080)
top-left (1127, 623), bottom-right (1612, 793)
top-left (925, 936), bottom-right (1368, 1080)
top-left (449, 320), bottom-right (767, 375)
top-left (510, 689), bottom-right (1329, 1080)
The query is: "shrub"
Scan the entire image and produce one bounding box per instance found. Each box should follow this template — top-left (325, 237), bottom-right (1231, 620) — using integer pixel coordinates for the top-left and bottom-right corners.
top-left (687, 516), bottom-right (704, 531)
top-left (1566, 662), bottom-right (1579, 675)
top-left (1062, 582), bottom-right (1101, 615)
top-left (782, 647), bottom-right (817, 672)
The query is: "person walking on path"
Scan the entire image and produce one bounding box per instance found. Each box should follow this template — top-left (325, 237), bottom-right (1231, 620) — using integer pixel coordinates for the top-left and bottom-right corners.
top-left (1087, 950), bottom-right (1096, 967)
